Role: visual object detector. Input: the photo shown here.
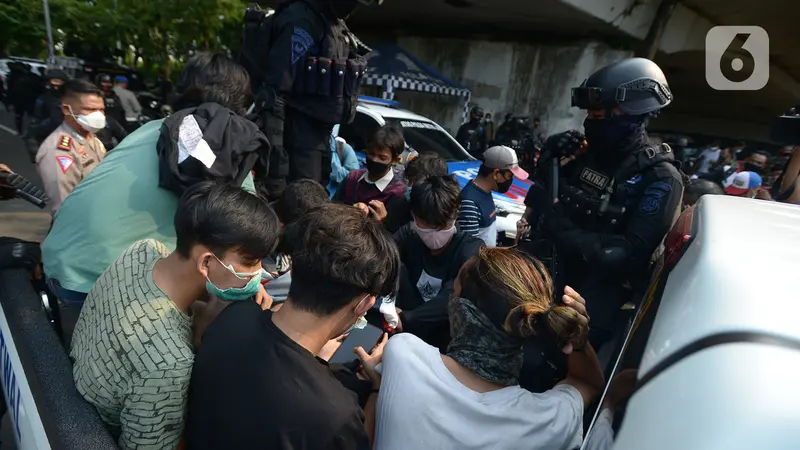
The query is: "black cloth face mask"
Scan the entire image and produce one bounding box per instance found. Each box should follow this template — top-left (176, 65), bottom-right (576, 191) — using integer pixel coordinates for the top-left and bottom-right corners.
top-left (447, 296), bottom-right (524, 386)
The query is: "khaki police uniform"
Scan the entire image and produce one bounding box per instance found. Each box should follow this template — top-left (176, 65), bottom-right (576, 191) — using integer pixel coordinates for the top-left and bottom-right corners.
top-left (35, 122), bottom-right (106, 211)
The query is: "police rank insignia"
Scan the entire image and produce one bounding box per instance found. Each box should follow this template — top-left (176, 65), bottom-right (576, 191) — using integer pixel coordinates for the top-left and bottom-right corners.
top-left (56, 135), bottom-right (73, 151)
top-left (580, 168), bottom-right (610, 190)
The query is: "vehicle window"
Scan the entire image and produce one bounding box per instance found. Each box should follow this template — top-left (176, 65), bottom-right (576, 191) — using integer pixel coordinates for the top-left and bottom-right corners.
top-left (386, 119), bottom-right (468, 162)
top-left (339, 112), bottom-right (380, 152)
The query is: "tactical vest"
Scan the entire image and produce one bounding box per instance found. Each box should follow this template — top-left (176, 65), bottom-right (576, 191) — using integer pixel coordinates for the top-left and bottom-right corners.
top-left (240, 1), bottom-right (366, 126)
top-left (560, 165), bottom-right (627, 234)
top-left (292, 17), bottom-right (366, 125)
top-left (559, 143), bottom-right (677, 234)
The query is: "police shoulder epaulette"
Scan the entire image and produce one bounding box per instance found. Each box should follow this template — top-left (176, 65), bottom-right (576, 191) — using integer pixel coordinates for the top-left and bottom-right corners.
top-left (56, 135), bottom-right (72, 151)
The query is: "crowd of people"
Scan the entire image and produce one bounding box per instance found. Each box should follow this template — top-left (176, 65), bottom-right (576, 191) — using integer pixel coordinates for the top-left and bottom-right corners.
top-left (1, 44), bottom-right (800, 450)
top-left (678, 137), bottom-right (800, 203)
top-left (0, 50), bottom-right (607, 450)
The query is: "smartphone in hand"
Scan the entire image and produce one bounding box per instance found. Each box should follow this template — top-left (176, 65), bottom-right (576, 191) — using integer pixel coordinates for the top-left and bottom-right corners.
top-left (329, 324), bottom-right (384, 364)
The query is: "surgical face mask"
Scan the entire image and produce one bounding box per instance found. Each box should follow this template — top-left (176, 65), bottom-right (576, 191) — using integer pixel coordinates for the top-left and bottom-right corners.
top-left (342, 294), bottom-right (371, 335)
top-left (405, 188), bottom-right (411, 201)
top-left (205, 255), bottom-right (262, 302)
top-left (67, 104), bottom-right (106, 133)
top-left (411, 220), bottom-right (456, 250)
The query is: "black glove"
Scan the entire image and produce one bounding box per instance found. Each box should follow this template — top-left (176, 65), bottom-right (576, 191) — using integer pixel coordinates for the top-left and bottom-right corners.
top-left (543, 130), bottom-right (586, 158)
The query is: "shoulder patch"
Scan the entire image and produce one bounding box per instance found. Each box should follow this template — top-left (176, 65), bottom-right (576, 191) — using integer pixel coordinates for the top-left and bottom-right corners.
top-left (291, 27), bottom-right (315, 65)
top-left (56, 155), bottom-right (75, 173)
top-left (56, 135), bottom-right (72, 151)
top-left (638, 181), bottom-right (673, 216)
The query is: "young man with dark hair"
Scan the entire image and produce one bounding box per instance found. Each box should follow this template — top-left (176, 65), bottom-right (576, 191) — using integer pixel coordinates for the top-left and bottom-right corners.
top-left (394, 175), bottom-right (484, 351)
top-left (272, 178), bottom-right (330, 226)
top-left (383, 152), bottom-right (449, 233)
top-left (334, 125), bottom-right (408, 220)
top-left (35, 78), bottom-right (107, 212)
top-left (186, 203), bottom-right (399, 449)
top-left (265, 179), bottom-right (331, 303)
top-left (71, 181), bottom-right (280, 450)
top-left (458, 145), bottom-right (528, 246)
top-left (42, 52), bottom-right (265, 309)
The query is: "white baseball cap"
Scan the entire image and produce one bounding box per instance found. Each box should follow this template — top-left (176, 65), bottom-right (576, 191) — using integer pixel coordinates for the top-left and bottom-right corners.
top-left (481, 145), bottom-right (529, 179)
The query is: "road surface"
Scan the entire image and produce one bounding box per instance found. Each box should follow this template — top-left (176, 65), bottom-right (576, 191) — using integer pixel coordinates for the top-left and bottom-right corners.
top-left (0, 109), bottom-right (51, 243)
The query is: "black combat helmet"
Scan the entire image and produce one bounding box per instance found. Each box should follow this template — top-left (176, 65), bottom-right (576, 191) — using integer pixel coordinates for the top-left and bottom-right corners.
top-left (471, 106), bottom-right (484, 118)
top-left (572, 58), bottom-right (673, 116)
top-left (44, 69), bottom-right (68, 82)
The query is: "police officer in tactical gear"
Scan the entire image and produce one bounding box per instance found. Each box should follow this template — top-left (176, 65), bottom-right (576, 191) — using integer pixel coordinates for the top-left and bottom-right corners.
top-left (25, 69), bottom-right (69, 163)
top-left (456, 106), bottom-right (488, 158)
top-left (239, 0), bottom-right (379, 200)
top-left (94, 73), bottom-right (128, 150)
top-left (520, 57), bottom-right (683, 350)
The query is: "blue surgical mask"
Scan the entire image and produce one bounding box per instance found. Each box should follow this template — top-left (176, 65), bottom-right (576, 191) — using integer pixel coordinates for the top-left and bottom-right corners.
top-left (405, 188), bottom-right (411, 201)
top-left (205, 255), bottom-right (262, 301)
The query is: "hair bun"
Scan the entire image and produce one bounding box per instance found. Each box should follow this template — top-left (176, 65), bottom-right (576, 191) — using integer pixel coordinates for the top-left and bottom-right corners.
top-left (506, 302), bottom-right (542, 339)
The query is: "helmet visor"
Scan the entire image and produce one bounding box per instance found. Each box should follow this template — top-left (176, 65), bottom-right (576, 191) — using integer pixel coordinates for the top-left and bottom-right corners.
top-left (571, 87), bottom-right (605, 110)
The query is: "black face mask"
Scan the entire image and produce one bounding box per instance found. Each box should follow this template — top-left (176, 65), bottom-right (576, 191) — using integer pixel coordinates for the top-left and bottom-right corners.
top-left (365, 158), bottom-right (390, 177)
top-left (744, 163), bottom-right (764, 174)
top-left (583, 115), bottom-right (645, 155)
top-left (496, 176), bottom-right (513, 194)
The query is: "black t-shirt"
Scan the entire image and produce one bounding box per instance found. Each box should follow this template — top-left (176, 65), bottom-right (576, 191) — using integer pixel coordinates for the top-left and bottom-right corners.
top-left (393, 224), bottom-right (484, 349)
top-left (186, 302), bottom-right (370, 450)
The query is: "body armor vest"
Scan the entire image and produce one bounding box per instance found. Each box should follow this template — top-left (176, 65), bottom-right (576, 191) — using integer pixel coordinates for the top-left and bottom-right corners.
top-left (560, 164), bottom-right (627, 234)
top-left (291, 18), bottom-right (366, 125)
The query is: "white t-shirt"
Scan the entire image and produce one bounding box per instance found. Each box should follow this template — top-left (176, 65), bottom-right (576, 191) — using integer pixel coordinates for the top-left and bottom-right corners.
top-left (696, 148), bottom-right (721, 174)
top-left (374, 334), bottom-right (584, 450)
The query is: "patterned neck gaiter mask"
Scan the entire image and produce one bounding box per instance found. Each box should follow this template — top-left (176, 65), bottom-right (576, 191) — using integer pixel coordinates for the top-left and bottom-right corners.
top-left (446, 296), bottom-right (524, 387)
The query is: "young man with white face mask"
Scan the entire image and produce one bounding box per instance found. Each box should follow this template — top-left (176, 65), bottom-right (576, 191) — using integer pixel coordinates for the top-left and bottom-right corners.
top-left (35, 78), bottom-right (107, 212)
top-left (186, 203), bottom-right (399, 449)
top-left (394, 175), bottom-right (484, 351)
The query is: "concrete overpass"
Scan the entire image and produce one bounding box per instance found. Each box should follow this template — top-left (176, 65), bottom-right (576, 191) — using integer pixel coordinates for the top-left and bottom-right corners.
top-left (262, 1), bottom-right (800, 142)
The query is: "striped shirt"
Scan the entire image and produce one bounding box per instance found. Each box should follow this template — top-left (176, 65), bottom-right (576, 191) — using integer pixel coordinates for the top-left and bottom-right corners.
top-left (458, 181), bottom-right (497, 247)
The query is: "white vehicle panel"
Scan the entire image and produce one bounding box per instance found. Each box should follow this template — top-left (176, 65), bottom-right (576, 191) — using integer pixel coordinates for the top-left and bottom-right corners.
top-left (639, 195), bottom-right (800, 376)
top-left (614, 343), bottom-right (800, 450)
top-left (0, 302), bottom-right (51, 450)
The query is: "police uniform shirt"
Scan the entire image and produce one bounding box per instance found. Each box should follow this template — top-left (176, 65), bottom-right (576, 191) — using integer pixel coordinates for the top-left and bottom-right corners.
top-left (36, 122), bottom-right (106, 211)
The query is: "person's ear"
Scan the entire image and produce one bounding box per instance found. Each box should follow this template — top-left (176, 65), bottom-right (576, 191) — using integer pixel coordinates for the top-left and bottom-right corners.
top-left (394, 155), bottom-right (402, 165)
top-left (354, 295), bottom-right (376, 316)
top-left (197, 252), bottom-right (213, 279)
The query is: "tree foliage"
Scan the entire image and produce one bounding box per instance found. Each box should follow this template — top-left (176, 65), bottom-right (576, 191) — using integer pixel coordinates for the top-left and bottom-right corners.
top-left (0, 0), bottom-right (251, 76)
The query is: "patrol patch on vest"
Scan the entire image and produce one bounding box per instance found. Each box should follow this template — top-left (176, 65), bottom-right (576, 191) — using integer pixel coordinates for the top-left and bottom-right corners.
top-left (291, 27), bottom-right (314, 65)
top-left (56, 135), bottom-right (72, 151)
top-left (56, 155), bottom-right (74, 173)
top-left (580, 168), bottom-right (609, 190)
top-left (639, 181), bottom-right (672, 216)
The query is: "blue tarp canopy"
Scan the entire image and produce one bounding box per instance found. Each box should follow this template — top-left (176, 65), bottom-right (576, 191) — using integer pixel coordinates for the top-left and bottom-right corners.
top-left (362, 43), bottom-right (471, 104)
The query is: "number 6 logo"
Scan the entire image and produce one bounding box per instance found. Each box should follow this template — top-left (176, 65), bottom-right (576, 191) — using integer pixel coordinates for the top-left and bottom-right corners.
top-left (705, 26), bottom-right (769, 91)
